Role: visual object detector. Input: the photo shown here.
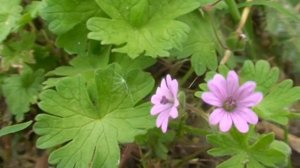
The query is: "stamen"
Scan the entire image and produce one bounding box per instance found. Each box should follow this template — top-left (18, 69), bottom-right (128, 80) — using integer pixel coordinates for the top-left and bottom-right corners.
top-left (223, 97), bottom-right (236, 112)
top-left (160, 96), bottom-right (170, 105)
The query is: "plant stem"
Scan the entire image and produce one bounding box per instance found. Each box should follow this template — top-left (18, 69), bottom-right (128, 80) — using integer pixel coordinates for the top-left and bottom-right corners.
top-left (179, 67), bottom-right (194, 87)
top-left (236, 0), bottom-right (253, 34)
top-left (220, 0), bottom-right (253, 66)
top-left (225, 0), bottom-right (241, 22)
top-left (220, 49), bottom-right (232, 65)
top-left (185, 104), bottom-right (209, 122)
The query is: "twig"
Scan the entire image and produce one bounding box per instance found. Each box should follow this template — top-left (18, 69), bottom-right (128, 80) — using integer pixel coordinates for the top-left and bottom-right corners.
top-left (236, 0), bottom-right (253, 34)
top-left (220, 0), bottom-right (253, 65)
top-left (220, 49), bottom-right (232, 65)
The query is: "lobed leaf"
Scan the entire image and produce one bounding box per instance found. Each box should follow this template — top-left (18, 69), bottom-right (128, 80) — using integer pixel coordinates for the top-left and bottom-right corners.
top-left (240, 60), bottom-right (279, 94)
top-left (87, 0), bottom-right (202, 58)
top-left (175, 12), bottom-right (217, 75)
top-left (40, 0), bottom-right (103, 54)
top-left (207, 133), bottom-right (290, 168)
top-left (2, 67), bottom-right (44, 120)
top-left (257, 80), bottom-right (300, 125)
top-left (34, 64), bottom-right (155, 168)
top-left (0, 0), bottom-right (22, 42)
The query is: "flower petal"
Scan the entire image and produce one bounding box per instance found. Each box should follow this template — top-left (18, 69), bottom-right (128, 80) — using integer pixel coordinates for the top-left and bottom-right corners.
top-left (209, 108), bottom-right (225, 125)
top-left (207, 74), bottom-right (227, 101)
top-left (202, 92), bottom-right (223, 107)
top-left (231, 112), bottom-right (249, 133)
top-left (238, 92), bottom-right (263, 107)
top-left (237, 108), bottom-right (258, 124)
top-left (236, 81), bottom-right (256, 100)
top-left (226, 71), bottom-right (239, 96)
top-left (151, 104), bottom-right (172, 116)
top-left (156, 111), bottom-right (169, 128)
top-left (169, 106), bottom-right (178, 119)
top-left (161, 117), bottom-right (169, 133)
top-left (166, 74), bottom-right (178, 98)
top-left (219, 113), bottom-right (232, 132)
top-left (160, 78), bottom-right (173, 99)
top-left (151, 93), bottom-right (162, 104)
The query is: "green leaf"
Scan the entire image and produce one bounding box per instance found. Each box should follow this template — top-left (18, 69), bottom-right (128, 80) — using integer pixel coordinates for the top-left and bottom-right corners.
top-left (217, 154), bottom-right (247, 168)
top-left (256, 80), bottom-right (300, 125)
top-left (240, 60), bottom-right (300, 125)
top-left (45, 48), bottom-right (156, 88)
top-left (87, 0), bottom-right (202, 58)
top-left (136, 128), bottom-right (175, 160)
top-left (41, 0), bottom-right (102, 34)
top-left (40, 0), bottom-right (103, 54)
top-left (207, 133), bottom-right (290, 168)
top-left (0, 31), bottom-right (36, 71)
top-left (0, 121), bottom-right (32, 137)
top-left (240, 60), bottom-right (279, 94)
top-left (55, 23), bottom-right (90, 55)
top-left (0, 0), bottom-right (22, 42)
top-left (18, 1), bottom-right (42, 28)
top-left (175, 12), bottom-right (217, 75)
top-left (2, 67), bottom-right (44, 120)
top-left (44, 47), bottom-right (110, 88)
top-left (111, 53), bottom-right (156, 72)
top-left (34, 64), bottom-right (155, 168)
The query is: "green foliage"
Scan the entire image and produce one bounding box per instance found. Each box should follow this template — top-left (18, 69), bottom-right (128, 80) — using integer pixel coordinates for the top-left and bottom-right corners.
top-left (136, 128), bottom-right (175, 160)
top-left (40, 0), bottom-right (103, 54)
top-left (34, 64), bottom-right (155, 168)
top-left (2, 67), bottom-right (44, 120)
top-left (256, 80), bottom-right (300, 125)
top-left (240, 60), bottom-right (279, 94)
top-left (44, 48), bottom-right (156, 88)
top-left (87, 0), bottom-right (202, 58)
top-left (0, 0), bottom-right (22, 42)
top-left (207, 132), bottom-right (291, 168)
top-left (41, 0), bottom-right (102, 34)
top-left (175, 12), bottom-right (217, 75)
top-left (18, 1), bottom-right (42, 28)
top-left (240, 60), bottom-right (300, 125)
top-left (0, 121), bottom-right (32, 137)
top-left (0, 31), bottom-right (36, 71)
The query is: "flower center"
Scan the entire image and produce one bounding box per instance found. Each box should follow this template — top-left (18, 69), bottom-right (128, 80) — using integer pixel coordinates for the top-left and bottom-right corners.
top-left (160, 96), bottom-right (171, 105)
top-left (223, 97), bottom-right (236, 112)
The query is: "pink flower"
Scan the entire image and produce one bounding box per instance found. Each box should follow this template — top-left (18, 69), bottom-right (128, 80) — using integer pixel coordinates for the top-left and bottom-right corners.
top-left (151, 74), bottom-right (179, 133)
top-left (201, 71), bottom-right (263, 133)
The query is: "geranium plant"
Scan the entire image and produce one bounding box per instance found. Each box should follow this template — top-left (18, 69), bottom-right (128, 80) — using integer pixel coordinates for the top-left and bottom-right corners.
top-left (0, 0), bottom-right (300, 167)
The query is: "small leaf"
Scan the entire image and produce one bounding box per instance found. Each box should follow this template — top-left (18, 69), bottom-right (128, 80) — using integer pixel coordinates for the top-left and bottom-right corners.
top-left (174, 12), bottom-right (217, 75)
top-left (2, 67), bottom-right (44, 120)
top-left (0, 31), bottom-right (36, 71)
top-left (257, 80), bottom-right (300, 125)
top-left (41, 0), bottom-right (102, 34)
top-left (87, 0), bottom-right (202, 58)
top-left (111, 53), bottom-right (156, 72)
top-left (56, 23), bottom-right (90, 55)
top-left (207, 132), bottom-right (290, 168)
top-left (44, 47), bottom-right (110, 88)
top-left (18, 1), bottom-right (42, 28)
top-left (0, 121), bottom-right (32, 137)
top-left (0, 0), bottom-right (22, 42)
top-left (240, 60), bottom-right (279, 94)
top-left (40, 0), bottom-right (103, 54)
top-left (34, 64), bottom-right (155, 168)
